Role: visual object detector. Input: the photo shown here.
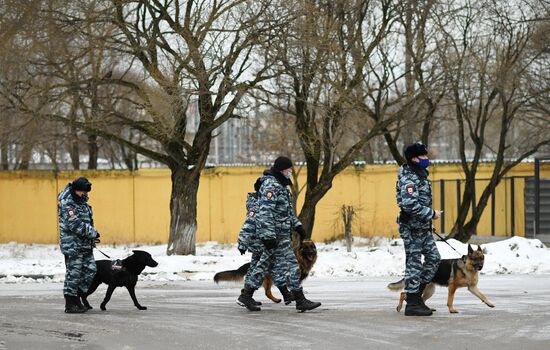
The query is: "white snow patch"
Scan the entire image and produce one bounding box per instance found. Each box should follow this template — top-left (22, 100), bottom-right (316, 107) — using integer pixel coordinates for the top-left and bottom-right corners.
top-left (0, 237), bottom-right (548, 284)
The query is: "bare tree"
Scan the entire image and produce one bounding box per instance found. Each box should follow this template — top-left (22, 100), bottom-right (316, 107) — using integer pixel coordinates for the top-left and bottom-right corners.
top-left (255, 0), bottom-right (401, 237)
top-left (438, 0), bottom-right (550, 241)
top-left (371, 0), bottom-right (448, 164)
top-left (0, 0), bottom-right (129, 171)
top-left (0, 0), bottom-right (37, 170)
top-left (27, 0), bottom-right (291, 254)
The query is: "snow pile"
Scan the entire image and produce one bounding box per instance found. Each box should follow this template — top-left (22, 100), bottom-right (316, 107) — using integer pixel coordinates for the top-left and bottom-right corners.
top-left (428, 236), bottom-right (550, 275)
top-left (481, 237), bottom-right (550, 274)
top-left (306, 236), bottom-right (550, 278)
top-left (312, 238), bottom-right (406, 278)
top-left (0, 241), bottom-right (250, 283)
top-left (0, 236), bottom-right (548, 284)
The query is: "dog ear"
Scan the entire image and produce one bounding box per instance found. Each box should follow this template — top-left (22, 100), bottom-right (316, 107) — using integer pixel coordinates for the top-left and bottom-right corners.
top-left (477, 245), bottom-right (482, 251)
top-left (468, 244), bottom-right (473, 255)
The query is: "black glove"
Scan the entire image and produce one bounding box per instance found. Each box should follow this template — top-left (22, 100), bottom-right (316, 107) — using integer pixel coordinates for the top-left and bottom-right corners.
top-left (262, 238), bottom-right (278, 250)
top-left (238, 247), bottom-right (246, 255)
top-left (295, 226), bottom-right (306, 241)
top-left (94, 231), bottom-right (101, 244)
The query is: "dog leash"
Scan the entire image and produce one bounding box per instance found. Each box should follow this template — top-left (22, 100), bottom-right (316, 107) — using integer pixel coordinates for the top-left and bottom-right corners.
top-left (91, 236), bottom-right (111, 259)
top-left (432, 228), bottom-right (463, 257)
top-left (94, 246), bottom-right (111, 259)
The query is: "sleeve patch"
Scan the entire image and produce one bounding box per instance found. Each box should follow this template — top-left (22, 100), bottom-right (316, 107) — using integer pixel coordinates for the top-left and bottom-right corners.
top-left (67, 208), bottom-right (75, 216)
top-left (266, 191), bottom-right (273, 200)
top-left (406, 184), bottom-right (415, 195)
top-left (248, 210), bottom-right (255, 217)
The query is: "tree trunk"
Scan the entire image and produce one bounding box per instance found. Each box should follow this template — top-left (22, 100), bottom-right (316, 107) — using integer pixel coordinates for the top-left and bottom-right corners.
top-left (48, 148), bottom-right (59, 171)
top-left (450, 178), bottom-right (475, 242)
top-left (1, 138), bottom-right (8, 170)
top-left (461, 188), bottom-right (493, 242)
top-left (69, 98), bottom-right (80, 170)
top-left (87, 133), bottom-right (98, 169)
top-left (460, 171), bottom-right (505, 241)
top-left (70, 138), bottom-right (80, 170)
top-left (120, 144), bottom-right (135, 171)
top-left (363, 141), bottom-right (375, 164)
top-left (298, 197), bottom-right (318, 239)
top-left (383, 131), bottom-right (406, 165)
top-left (420, 101), bottom-right (436, 146)
top-left (166, 165), bottom-right (200, 255)
top-left (133, 153), bottom-right (138, 170)
top-left (342, 205), bottom-right (355, 252)
top-left (17, 142), bottom-right (33, 170)
top-left (69, 129), bottom-right (80, 170)
top-left (298, 177), bottom-right (333, 239)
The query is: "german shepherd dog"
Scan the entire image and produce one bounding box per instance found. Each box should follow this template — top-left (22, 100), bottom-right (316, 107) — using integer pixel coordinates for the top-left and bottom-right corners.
top-left (81, 250), bottom-right (158, 311)
top-left (388, 244), bottom-right (495, 313)
top-left (214, 238), bottom-right (317, 303)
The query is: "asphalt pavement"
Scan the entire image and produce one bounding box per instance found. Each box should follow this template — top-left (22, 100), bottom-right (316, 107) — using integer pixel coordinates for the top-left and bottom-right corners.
top-left (1, 275), bottom-right (549, 350)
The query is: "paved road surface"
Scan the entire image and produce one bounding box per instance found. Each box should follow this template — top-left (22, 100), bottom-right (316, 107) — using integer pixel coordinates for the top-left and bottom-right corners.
top-left (1, 275), bottom-right (549, 349)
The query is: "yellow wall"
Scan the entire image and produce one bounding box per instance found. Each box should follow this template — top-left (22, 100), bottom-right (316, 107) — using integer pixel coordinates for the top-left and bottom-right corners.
top-left (0, 163), bottom-right (548, 244)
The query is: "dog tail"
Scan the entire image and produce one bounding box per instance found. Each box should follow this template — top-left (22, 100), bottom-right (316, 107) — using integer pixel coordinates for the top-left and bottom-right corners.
top-left (213, 263), bottom-right (250, 284)
top-left (387, 278), bottom-right (405, 291)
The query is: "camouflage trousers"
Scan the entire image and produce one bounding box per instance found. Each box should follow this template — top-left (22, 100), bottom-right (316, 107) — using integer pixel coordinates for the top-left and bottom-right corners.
top-left (63, 252), bottom-right (97, 296)
top-left (245, 234), bottom-right (301, 292)
top-left (399, 224), bottom-right (441, 294)
top-left (246, 250), bottom-right (281, 287)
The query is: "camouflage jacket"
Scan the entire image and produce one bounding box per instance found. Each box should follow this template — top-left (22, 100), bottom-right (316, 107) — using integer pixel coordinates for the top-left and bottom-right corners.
top-left (237, 192), bottom-right (262, 253)
top-left (256, 171), bottom-right (301, 241)
top-left (396, 164), bottom-right (434, 230)
top-left (57, 184), bottom-right (98, 256)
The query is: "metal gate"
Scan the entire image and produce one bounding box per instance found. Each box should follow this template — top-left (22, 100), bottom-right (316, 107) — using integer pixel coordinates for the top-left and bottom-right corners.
top-left (524, 178), bottom-right (550, 237)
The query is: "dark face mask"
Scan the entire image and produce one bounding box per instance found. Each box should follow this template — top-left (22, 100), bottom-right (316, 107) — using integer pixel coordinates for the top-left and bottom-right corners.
top-left (418, 158), bottom-right (430, 168)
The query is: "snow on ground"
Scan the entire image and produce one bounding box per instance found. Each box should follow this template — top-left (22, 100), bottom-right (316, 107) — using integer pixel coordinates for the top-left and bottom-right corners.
top-left (0, 236), bottom-right (548, 284)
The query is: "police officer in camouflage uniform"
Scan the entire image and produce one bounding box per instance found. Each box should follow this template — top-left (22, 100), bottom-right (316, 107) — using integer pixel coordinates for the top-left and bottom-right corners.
top-left (237, 180), bottom-right (294, 306)
top-left (396, 143), bottom-right (442, 316)
top-left (237, 157), bottom-right (321, 312)
top-left (58, 177), bottom-right (99, 313)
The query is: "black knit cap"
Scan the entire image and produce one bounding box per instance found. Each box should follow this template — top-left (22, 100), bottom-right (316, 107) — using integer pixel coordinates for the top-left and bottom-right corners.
top-left (273, 156), bottom-right (293, 172)
top-left (404, 142), bottom-right (428, 162)
top-left (72, 177), bottom-right (92, 192)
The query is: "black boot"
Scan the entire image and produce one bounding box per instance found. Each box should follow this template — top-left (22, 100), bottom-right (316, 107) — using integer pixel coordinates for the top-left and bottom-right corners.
top-left (78, 291), bottom-right (92, 310)
top-left (278, 286), bottom-right (294, 305)
top-left (292, 289), bottom-right (321, 312)
top-left (404, 293), bottom-right (432, 316)
top-left (64, 295), bottom-right (87, 314)
top-left (418, 283), bottom-right (436, 312)
top-left (237, 286), bottom-right (261, 311)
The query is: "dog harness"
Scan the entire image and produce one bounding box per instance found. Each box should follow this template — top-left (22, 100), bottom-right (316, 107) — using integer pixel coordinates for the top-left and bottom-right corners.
top-left (111, 259), bottom-right (125, 271)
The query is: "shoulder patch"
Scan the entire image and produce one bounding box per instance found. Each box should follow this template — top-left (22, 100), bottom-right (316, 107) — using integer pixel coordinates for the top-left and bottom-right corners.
top-left (266, 191), bottom-right (273, 199)
top-left (67, 208), bottom-right (75, 216)
top-left (406, 184), bottom-right (415, 195)
top-left (248, 210), bottom-right (255, 217)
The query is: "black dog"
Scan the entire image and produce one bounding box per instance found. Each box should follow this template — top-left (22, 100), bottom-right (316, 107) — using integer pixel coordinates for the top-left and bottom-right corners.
top-left (81, 250), bottom-right (158, 311)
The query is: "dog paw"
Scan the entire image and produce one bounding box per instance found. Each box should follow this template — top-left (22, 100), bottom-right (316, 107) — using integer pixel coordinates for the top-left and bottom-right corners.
top-left (137, 306), bottom-right (147, 310)
top-left (449, 308), bottom-right (459, 314)
top-left (273, 299), bottom-right (282, 304)
top-left (486, 302), bottom-right (495, 308)
top-left (100, 304), bottom-right (106, 311)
